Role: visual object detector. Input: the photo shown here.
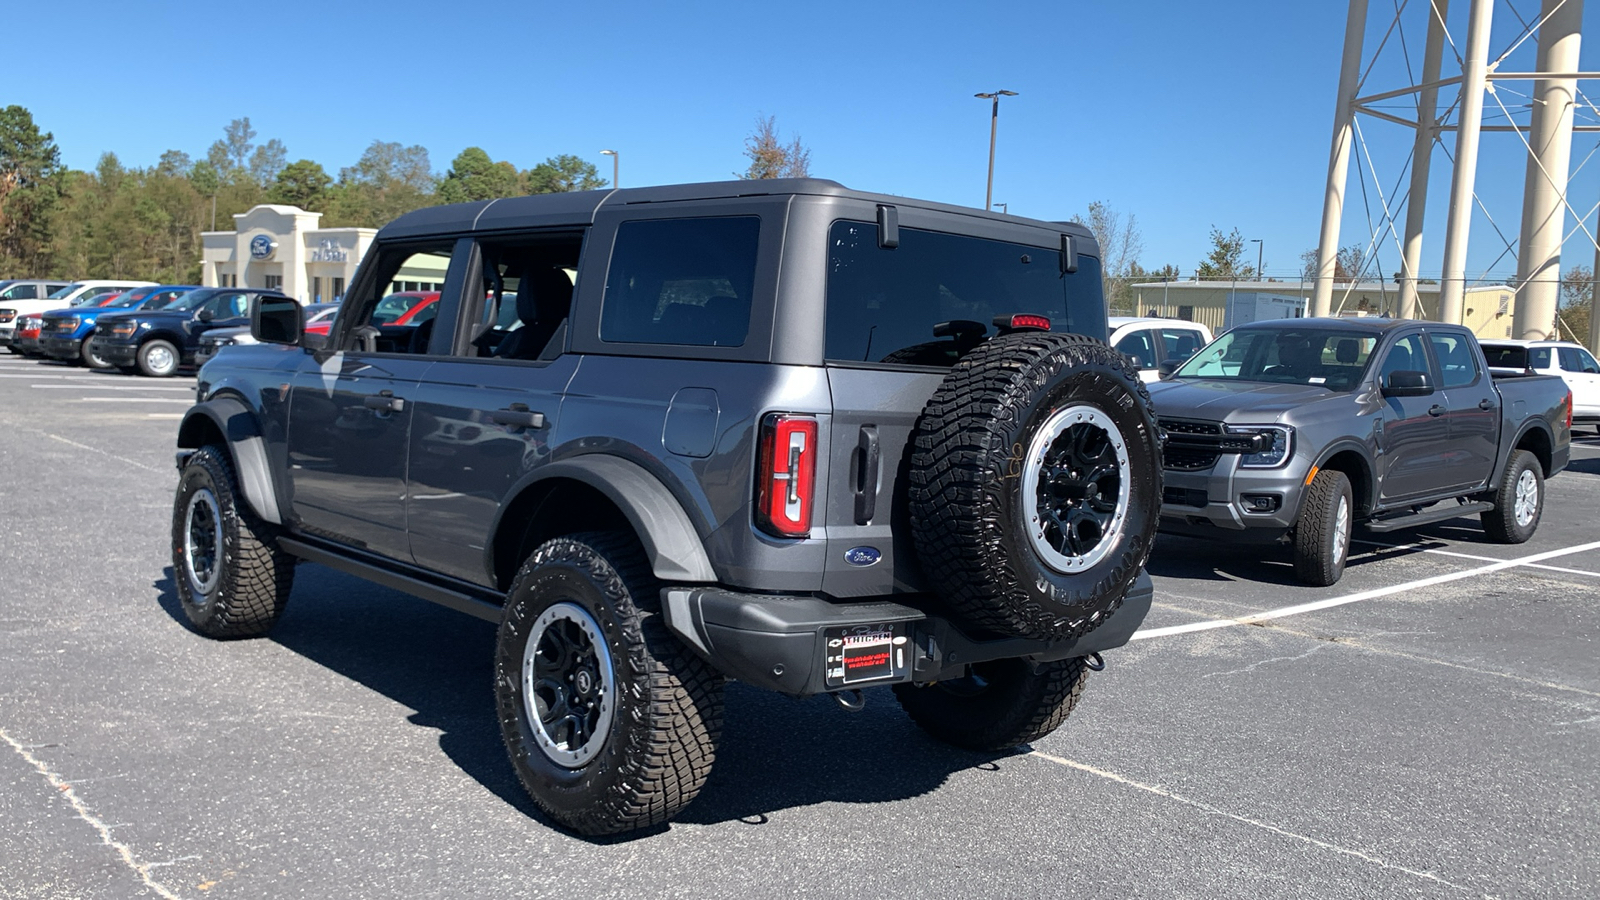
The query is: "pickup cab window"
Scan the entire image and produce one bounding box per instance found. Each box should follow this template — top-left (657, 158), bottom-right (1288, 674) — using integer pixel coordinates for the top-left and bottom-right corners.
top-left (1427, 332), bottom-right (1479, 388)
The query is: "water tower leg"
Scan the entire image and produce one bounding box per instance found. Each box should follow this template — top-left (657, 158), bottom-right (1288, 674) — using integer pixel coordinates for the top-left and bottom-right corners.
top-left (1438, 0), bottom-right (1496, 325)
top-left (1313, 0), bottom-right (1371, 318)
top-left (1399, 0), bottom-right (1451, 320)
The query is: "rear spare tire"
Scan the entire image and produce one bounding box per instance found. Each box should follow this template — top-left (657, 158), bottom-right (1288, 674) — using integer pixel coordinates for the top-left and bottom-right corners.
top-left (908, 332), bottom-right (1161, 641)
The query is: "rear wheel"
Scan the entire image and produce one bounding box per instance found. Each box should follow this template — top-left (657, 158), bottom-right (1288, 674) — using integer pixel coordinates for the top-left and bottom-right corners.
top-left (1293, 469), bottom-right (1353, 586)
top-left (1481, 449), bottom-right (1542, 543)
top-left (893, 656), bottom-right (1090, 751)
top-left (495, 533), bottom-right (724, 835)
top-left (137, 338), bottom-right (180, 377)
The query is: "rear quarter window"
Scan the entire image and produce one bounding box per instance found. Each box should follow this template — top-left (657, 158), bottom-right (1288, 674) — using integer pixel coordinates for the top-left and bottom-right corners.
top-left (600, 216), bottom-right (758, 347)
top-left (824, 220), bottom-right (1105, 367)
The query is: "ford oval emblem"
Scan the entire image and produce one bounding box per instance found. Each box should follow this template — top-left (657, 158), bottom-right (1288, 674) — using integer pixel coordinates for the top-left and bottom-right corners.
top-left (844, 546), bottom-right (881, 567)
top-left (249, 234), bottom-right (277, 261)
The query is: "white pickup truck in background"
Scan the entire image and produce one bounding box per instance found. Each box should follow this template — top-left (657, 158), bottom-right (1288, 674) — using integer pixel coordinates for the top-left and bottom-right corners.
top-left (1480, 339), bottom-right (1600, 433)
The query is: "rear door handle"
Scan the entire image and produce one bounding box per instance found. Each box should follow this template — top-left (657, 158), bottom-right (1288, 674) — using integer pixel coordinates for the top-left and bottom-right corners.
top-left (363, 390), bottom-right (405, 412)
top-left (489, 404), bottom-right (546, 429)
top-left (854, 425), bottom-right (880, 525)
top-left (1478, 398), bottom-right (1495, 410)
top-left (1428, 404), bottom-right (1446, 417)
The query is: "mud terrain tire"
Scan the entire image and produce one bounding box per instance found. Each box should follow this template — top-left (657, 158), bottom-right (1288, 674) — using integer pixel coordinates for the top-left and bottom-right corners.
top-left (893, 656), bottom-right (1091, 751)
top-left (908, 332), bottom-right (1161, 641)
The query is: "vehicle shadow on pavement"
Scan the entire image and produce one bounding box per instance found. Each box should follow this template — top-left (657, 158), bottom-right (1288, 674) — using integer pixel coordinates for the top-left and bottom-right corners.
top-left (1564, 455), bottom-right (1600, 476)
top-left (153, 564), bottom-right (1008, 839)
top-left (1146, 533), bottom-right (1442, 585)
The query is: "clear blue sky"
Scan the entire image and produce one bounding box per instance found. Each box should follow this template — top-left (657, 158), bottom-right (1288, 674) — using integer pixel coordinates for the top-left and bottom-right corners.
top-left (12, 0), bottom-right (1600, 283)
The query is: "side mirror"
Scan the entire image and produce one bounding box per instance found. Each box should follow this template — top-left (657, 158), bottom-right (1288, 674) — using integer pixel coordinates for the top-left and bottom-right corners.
top-left (1158, 359), bottom-right (1182, 379)
top-left (197, 308), bottom-right (215, 322)
top-left (251, 296), bottom-right (303, 346)
top-left (1381, 370), bottom-right (1432, 397)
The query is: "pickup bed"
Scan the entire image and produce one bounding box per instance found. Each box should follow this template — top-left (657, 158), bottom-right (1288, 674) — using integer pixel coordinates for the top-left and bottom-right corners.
top-left (1149, 317), bottom-right (1570, 584)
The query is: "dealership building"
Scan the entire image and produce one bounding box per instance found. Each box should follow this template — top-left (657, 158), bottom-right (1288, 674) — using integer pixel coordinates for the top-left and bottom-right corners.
top-left (201, 204), bottom-right (445, 304)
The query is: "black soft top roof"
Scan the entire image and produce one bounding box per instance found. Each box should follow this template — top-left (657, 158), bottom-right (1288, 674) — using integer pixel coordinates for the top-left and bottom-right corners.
top-left (377, 178), bottom-right (1098, 251)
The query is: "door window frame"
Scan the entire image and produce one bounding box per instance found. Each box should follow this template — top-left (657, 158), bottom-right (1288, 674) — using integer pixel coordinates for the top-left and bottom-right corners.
top-left (327, 238), bottom-right (468, 358)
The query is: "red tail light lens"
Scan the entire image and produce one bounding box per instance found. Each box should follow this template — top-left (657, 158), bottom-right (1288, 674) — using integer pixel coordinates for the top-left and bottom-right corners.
top-left (1567, 390), bottom-right (1574, 429)
top-left (1009, 314), bottom-right (1051, 331)
top-left (755, 414), bottom-right (819, 538)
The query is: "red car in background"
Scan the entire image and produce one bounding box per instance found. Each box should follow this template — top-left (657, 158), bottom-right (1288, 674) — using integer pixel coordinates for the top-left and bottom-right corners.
top-left (303, 292), bottom-right (436, 337)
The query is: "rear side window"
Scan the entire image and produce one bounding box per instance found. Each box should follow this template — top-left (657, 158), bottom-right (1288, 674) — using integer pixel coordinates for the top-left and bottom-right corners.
top-left (600, 217), bottom-right (758, 347)
top-left (1427, 332), bottom-right (1479, 388)
top-left (1558, 346), bottom-right (1600, 374)
top-left (1161, 328), bottom-right (1205, 361)
top-left (1114, 329), bottom-right (1157, 369)
top-left (825, 221), bottom-right (1106, 366)
top-left (1528, 346), bottom-right (1552, 369)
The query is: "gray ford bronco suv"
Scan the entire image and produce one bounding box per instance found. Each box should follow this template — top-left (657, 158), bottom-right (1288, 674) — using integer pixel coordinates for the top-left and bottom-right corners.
top-left (171, 179), bottom-right (1162, 835)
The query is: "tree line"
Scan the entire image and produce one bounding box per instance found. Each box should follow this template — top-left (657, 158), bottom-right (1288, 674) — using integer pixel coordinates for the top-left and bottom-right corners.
top-left (0, 106), bottom-right (609, 284)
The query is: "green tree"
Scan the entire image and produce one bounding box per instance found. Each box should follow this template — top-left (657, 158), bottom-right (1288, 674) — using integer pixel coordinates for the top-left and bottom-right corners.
top-left (322, 140), bottom-right (435, 227)
top-left (1559, 264), bottom-right (1592, 342)
top-left (1071, 200), bottom-right (1144, 312)
top-left (437, 147), bottom-right (522, 203)
top-left (249, 138), bottom-right (288, 188)
top-left (523, 154), bottom-right (605, 194)
top-left (0, 104), bottom-right (65, 275)
top-left (1197, 227), bottom-right (1255, 280)
top-left (267, 159), bottom-right (332, 209)
top-left (1299, 245), bottom-right (1366, 282)
top-left (738, 115), bottom-right (811, 179)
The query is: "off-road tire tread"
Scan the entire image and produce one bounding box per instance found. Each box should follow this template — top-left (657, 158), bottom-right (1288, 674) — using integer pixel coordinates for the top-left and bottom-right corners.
top-left (500, 532), bottom-right (724, 835)
top-left (1481, 449), bottom-right (1541, 543)
top-left (907, 332), bottom-right (1159, 640)
top-left (1292, 469), bottom-right (1351, 586)
top-left (172, 446), bottom-right (294, 637)
top-left (892, 656), bottom-right (1090, 751)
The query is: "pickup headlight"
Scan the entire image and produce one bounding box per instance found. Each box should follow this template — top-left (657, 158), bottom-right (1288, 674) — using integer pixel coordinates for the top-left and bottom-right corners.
top-left (1225, 424), bottom-right (1294, 468)
top-left (109, 322), bottom-right (138, 338)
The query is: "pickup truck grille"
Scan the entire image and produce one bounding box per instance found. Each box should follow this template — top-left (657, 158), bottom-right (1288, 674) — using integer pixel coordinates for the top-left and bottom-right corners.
top-left (1159, 418), bottom-right (1223, 471)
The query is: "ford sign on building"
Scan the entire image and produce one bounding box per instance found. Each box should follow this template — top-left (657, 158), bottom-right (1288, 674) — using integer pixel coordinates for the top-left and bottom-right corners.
top-left (201, 204), bottom-right (446, 304)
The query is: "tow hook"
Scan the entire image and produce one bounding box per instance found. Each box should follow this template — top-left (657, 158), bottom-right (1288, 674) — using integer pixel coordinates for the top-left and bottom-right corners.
top-left (833, 689), bottom-right (867, 712)
top-left (1085, 652), bottom-right (1106, 672)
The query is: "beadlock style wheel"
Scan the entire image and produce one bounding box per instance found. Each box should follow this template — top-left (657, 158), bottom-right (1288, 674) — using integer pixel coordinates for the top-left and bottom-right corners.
top-left (523, 601), bottom-right (616, 768)
top-left (1022, 404), bottom-right (1132, 574)
top-left (183, 488), bottom-right (223, 597)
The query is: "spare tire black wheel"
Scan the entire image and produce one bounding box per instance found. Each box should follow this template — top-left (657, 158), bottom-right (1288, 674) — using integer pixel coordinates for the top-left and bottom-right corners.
top-left (908, 332), bottom-right (1161, 641)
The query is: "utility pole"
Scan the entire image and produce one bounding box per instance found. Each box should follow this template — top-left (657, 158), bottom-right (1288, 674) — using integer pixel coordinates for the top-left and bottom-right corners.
top-left (1251, 239), bottom-right (1264, 281)
top-left (975, 90), bottom-right (1018, 211)
top-left (601, 149), bottom-right (619, 189)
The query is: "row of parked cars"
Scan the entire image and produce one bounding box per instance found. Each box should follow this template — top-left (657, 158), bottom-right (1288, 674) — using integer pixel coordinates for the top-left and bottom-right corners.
top-left (0, 277), bottom-right (442, 376)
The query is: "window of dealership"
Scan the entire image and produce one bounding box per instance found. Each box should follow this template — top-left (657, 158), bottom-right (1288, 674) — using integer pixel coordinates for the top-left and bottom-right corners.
top-left (202, 205), bottom-right (447, 304)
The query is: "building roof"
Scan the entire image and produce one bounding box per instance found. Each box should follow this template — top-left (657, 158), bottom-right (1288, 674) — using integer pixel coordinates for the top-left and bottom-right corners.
top-left (1130, 279), bottom-right (1508, 295)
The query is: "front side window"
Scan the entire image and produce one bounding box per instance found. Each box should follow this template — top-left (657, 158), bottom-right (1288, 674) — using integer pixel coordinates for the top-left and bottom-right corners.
top-left (1558, 346), bottom-right (1600, 374)
top-left (0, 283), bottom-right (39, 300)
top-left (825, 221), bottom-right (1105, 367)
top-left (1379, 334), bottom-right (1430, 383)
top-left (1528, 346), bottom-right (1552, 369)
top-left (1427, 331), bottom-right (1479, 388)
top-left (339, 244), bottom-right (455, 354)
top-left (601, 217), bottom-right (758, 347)
top-left (1114, 329), bottom-right (1157, 369)
top-left (1161, 328), bottom-right (1205, 362)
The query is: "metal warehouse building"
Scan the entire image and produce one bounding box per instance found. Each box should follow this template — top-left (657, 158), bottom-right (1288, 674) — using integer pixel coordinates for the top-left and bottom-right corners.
top-left (1129, 280), bottom-right (1518, 338)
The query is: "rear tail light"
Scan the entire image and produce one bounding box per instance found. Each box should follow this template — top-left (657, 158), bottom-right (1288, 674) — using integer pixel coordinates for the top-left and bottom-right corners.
top-left (755, 413), bottom-right (819, 538)
top-left (1567, 390), bottom-right (1574, 429)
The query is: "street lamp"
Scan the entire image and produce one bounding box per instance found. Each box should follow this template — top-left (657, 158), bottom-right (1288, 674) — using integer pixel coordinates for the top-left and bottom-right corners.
top-left (1250, 238), bottom-right (1263, 281)
top-left (995, 202), bottom-right (1008, 214)
top-left (975, 89), bottom-right (1018, 211)
top-left (601, 149), bottom-right (618, 189)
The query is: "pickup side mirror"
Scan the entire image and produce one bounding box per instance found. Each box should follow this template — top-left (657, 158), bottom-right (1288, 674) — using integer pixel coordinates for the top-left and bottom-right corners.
top-left (196, 307), bottom-right (215, 322)
top-left (251, 296), bottom-right (303, 346)
top-left (1158, 359), bottom-right (1182, 379)
top-left (1381, 369), bottom-right (1432, 397)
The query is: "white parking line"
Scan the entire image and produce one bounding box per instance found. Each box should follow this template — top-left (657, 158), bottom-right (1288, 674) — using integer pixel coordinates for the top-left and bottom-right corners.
top-left (1355, 538), bottom-right (1600, 578)
top-left (32, 384), bottom-right (194, 392)
top-left (74, 397), bottom-right (193, 403)
top-left (1133, 540), bottom-right (1600, 640)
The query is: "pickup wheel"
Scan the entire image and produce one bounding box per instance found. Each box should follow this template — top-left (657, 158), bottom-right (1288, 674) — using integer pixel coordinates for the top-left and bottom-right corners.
top-left (892, 656), bottom-right (1090, 751)
top-left (908, 332), bottom-right (1162, 641)
top-left (1481, 449), bottom-right (1543, 543)
top-left (495, 533), bottom-right (724, 836)
top-left (137, 338), bottom-right (180, 377)
top-left (171, 446), bottom-right (295, 637)
top-left (1292, 469), bottom-right (1353, 586)
top-left (79, 332), bottom-right (111, 369)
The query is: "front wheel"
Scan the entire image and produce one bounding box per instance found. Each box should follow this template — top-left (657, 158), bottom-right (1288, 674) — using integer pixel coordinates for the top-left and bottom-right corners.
top-left (79, 332), bottom-right (111, 368)
top-left (1481, 449), bottom-right (1542, 543)
top-left (495, 533), bottom-right (724, 836)
top-left (1293, 469), bottom-right (1353, 586)
top-left (893, 656), bottom-right (1090, 751)
top-left (171, 446), bottom-right (295, 637)
top-left (137, 338), bottom-right (180, 377)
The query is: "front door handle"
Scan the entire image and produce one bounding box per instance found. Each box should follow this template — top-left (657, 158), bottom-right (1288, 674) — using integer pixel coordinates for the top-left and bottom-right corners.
top-left (363, 390), bottom-right (405, 412)
top-left (1478, 398), bottom-right (1495, 410)
top-left (489, 404), bottom-right (546, 429)
top-left (1428, 404), bottom-right (1446, 417)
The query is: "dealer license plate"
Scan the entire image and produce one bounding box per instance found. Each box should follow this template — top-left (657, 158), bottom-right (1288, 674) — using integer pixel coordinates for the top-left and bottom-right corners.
top-left (823, 623), bottom-right (910, 688)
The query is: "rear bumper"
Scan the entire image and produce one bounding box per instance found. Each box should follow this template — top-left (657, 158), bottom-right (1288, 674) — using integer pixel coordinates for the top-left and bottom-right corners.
top-left (660, 571), bottom-right (1154, 697)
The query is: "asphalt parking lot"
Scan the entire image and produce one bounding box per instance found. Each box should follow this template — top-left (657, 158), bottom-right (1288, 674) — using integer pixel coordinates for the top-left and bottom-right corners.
top-left (2, 351), bottom-right (1597, 899)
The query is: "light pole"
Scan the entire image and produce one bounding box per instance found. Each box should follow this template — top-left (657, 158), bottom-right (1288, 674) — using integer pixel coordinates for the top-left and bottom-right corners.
top-left (1250, 238), bottom-right (1263, 281)
top-left (995, 202), bottom-right (1008, 214)
top-left (601, 149), bottom-right (618, 189)
top-left (975, 89), bottom-right (1017, 211)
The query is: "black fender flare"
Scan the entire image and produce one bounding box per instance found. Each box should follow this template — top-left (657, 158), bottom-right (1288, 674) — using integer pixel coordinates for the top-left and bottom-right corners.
top-left (1309, 439), bottom-right (1378, 514)
top-left (176, 397), bottom-right (283, 525)
top-left (499, 456), bottom-right (717, 583)
top-left (1507, 419), bottom-right (1556, 474)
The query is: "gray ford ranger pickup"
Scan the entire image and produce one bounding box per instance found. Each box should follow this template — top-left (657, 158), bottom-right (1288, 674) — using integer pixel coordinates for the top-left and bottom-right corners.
top-left (1149, 316), bottom-right (1571, 585)
top-left (170, 179), bottom-right (1163, 835)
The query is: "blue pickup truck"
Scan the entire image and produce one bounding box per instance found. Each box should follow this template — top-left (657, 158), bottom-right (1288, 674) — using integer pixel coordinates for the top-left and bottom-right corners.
top-left (91, 287), bottom-right (288, 376)
top-left (39, 286), bottom-right (198, 367)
